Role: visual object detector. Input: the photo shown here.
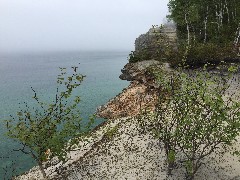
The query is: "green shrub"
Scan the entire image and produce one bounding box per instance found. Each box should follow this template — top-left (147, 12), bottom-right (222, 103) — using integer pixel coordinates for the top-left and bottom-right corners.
top-left (168, 43), bottom-right (238, 68)
top-left (105, 125), bottom-right (119, 140)
top-left (128, 51), bottom-right (141, 63)
top-left (6, 67), bottom-right (94, 179)
top-left (139, 65), bottom-right (240, 179)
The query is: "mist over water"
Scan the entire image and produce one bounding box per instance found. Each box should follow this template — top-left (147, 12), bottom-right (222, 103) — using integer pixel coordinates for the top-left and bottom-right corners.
top-left (0, 0), bottom-right (169, 53)
top-left (0, 51), bottom-right (129, 178)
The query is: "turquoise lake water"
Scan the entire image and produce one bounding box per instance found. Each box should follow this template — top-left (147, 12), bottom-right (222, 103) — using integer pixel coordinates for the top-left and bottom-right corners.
top-left (0, 51), bottom-right (130, 179)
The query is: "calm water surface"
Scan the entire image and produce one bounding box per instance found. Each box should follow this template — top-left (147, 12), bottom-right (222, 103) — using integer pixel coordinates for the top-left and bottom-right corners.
top-left (0, 51), bottom-right (129, 178)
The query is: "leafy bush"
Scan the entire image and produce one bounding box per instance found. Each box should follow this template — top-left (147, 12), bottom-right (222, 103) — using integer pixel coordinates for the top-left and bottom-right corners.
top-left (128, 49), bottom-right (159, 63)
top-left (6, 67), bottom-right (94, 178)
top-left (128, 51), bottom-right (142, 63)
top-left (139, 65), bottom-right (240, 179)
top-left (168, 43), bottom-right (239, 68)
top-left (185, 43), bottom-right (238, 67)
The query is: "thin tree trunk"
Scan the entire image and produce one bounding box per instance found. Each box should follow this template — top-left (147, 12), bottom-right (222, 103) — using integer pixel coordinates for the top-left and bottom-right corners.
top-left (235, 25), bottom-right (240, 56)
top-left (224, 0), bottom-right (230, 23)
top-left (220, 2), bottom-right (223, 26)
top-left (193, 27), bottom-right (196, 44)
top-left (38, 161), bottom-right (47, 179)
top-left (31, 152), bottom-right (48, 179)
top-left (191, 140), bottom-right (196, 180)
top-left (232, 0), bottom-right (237, 19)
top-left (234, 23), bottom-right (240, 46)
top-left (204, 6), bottom-right (209, 43)
top-left (165, 143), bottom-right (174, 176)
top-left (185, 13), bottom-right (190, 45)
top-left (215, 5), bottom-right (221, 30)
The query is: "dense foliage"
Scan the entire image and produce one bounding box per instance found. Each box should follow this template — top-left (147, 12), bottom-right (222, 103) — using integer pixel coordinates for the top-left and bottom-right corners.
top-left (129, 1), bottom-right (240, 66)
top-left (167, 0), bottom-right (240, 66)
top-left (168, 0), bottom-right (240, 44)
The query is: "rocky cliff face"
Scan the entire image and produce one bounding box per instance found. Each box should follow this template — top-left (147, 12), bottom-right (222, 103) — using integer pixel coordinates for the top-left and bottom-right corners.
top-left (96, 60), bottom-right (172, 119)
top-left (135, 26), bottom-right (177, 53)
top-left (119, 60), bottom-right (161, 82)
top-left (130, 26), bottom-right (177, 62)
top-left (96, 26), bottom-right (177, 119)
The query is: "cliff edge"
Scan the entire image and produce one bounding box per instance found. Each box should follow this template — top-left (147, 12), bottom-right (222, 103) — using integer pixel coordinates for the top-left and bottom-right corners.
top-left (96, 60), bottom-right (172, 119)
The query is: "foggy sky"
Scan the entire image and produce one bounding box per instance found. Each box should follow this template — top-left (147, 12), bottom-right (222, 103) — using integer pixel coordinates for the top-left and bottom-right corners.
top-left (0, 0), bottom-right (169, 53)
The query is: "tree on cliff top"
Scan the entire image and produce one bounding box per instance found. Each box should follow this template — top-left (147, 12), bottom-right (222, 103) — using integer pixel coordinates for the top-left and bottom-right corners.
top-left (167, 0), bottom-right (240, 67)
top-left (168, 0), bottom-right (240, 44)
top-left (5, 67), bottom-right (94, 179)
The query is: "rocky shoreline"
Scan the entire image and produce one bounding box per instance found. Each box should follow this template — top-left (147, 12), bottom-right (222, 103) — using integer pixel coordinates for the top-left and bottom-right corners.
top-left (96, 60), bottom-right (172, 119)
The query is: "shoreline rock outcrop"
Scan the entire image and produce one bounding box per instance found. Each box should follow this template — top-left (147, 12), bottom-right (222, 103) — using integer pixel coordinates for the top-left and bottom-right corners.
top-left (96, 60), bottom-right (173, 119)
top-left (132, 25), bottom-right (177, 62)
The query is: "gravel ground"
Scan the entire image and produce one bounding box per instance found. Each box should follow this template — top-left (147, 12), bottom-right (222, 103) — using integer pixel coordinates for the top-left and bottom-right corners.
top-left (16, 116), bottom-right (240, 180)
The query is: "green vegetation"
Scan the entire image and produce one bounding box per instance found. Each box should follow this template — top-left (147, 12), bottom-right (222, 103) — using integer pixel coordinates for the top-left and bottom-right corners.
top-left (168, 0), bottom-right (240, 44)
top-left (168, 42), bottom-right (239, 67)
top-left (104, 125), bottom-right (119, 140)
top-left (167, 0), bottom-right (240, 67)
top-left (132, 4), bottom-right (240, 177)
top-left (139, 65), bottom-right (240, 179)
top-left (128, 51), bottom-right (140, 63)
top-left (134, 1), bottom-right (240, 177)
top-left (129, 0), bottom-right (240, 67)
top-left (5, 67), bottom-right (94, 179)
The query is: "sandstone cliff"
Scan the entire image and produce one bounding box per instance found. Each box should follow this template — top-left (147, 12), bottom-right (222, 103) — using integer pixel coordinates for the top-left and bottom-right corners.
top-left (130, 25), bottom-right (177, 62)
top-left (96, 60), bottom-right (173, 119)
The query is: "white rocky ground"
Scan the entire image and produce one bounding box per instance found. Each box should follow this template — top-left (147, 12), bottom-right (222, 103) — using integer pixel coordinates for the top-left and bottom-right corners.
top-left (16, 116), bottom-right (240, 180)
